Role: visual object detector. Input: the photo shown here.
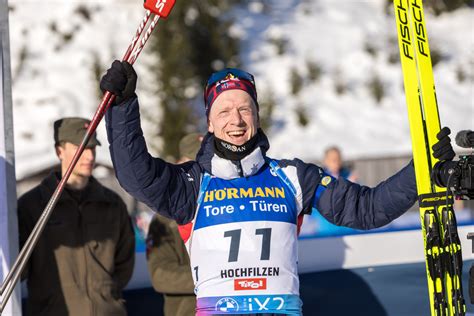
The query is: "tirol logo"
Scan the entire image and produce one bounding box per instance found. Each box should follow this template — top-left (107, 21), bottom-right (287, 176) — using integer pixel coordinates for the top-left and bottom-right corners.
top-left (215, 297), bottom-right (239, 313)
top-left (235, 278), bottom-right (267, 290)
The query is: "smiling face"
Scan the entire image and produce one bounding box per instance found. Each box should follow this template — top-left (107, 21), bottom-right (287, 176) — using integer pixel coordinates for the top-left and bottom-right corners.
top-left (207, 89), bottom-right (259, 146)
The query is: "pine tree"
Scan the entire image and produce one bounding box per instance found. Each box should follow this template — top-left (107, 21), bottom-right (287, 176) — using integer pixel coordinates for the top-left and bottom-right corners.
top-left (149, 1), bottom-right (241, 158)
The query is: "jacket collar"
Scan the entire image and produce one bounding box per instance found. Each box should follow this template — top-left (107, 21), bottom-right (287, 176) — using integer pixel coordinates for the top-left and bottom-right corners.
top-left (39, 171), bottom-right (112, 203)
top-left (196, 131), bottom-right (270, 180)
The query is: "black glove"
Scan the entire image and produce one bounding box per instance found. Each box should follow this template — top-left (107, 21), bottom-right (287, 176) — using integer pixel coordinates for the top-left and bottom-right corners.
top-left (432, 127), bottom-right (456, 161)
top-left (100, 60), bottom-right (137, 104)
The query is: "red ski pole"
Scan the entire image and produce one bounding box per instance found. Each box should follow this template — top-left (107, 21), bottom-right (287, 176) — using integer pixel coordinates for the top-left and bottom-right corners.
top-left (0, 1), bottom-right (175, 312)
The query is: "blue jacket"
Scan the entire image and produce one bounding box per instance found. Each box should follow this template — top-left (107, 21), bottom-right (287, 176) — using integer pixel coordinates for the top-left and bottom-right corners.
top-left (105, 97), bottom-right (418, 230)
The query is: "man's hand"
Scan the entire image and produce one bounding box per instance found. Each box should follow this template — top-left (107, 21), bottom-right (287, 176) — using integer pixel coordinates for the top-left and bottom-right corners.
top-left (432, 127), bottom-right (456, 161)
top-left (100, 60), bottom-right (137, 105)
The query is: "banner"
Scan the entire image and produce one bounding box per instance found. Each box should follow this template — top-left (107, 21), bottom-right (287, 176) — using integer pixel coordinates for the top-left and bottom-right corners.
top-left (0, 0), bottom-right (21, 313)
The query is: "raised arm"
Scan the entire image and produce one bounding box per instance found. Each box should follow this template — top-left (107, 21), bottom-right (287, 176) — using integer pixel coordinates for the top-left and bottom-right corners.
top-left (102, 61), bottom-right (201, 224)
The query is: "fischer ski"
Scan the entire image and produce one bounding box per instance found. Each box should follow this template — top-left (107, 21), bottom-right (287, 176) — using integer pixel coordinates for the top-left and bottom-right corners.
top-left (394, 0), bottom-right (465, 315)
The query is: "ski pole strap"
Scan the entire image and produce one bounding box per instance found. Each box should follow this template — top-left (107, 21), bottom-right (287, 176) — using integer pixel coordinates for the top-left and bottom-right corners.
top-left (419, 192), bottom-right (454, 207)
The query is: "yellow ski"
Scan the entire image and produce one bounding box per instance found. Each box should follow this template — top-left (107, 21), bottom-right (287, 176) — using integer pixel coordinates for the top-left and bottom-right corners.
top-left (393, 0), bottom-right (465, 315)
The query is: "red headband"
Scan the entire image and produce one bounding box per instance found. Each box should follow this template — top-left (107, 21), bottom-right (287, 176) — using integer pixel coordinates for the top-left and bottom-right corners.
top-left (204, 76), bottom-right (258, 116)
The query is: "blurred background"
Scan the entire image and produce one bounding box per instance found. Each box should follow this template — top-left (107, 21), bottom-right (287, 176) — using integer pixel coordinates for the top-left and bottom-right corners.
top-left (4, 0), bottom-right (474, 315)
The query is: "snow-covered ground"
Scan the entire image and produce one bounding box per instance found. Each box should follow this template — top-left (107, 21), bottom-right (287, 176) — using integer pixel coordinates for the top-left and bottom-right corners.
top-left (7, 0), bottom-right (474, 179)
top-left (232, 0), bottom-right (473, 160)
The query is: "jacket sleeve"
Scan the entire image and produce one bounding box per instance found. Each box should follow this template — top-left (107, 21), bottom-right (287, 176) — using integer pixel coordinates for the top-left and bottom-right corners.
top-left (147, 242), bottom-right (195, 295)
top-left (146, 218), bottom-right (194, 294)
top-left (114, 199), bottom-right (135, 290)
top-left (315, 160), bottom-right (418, 230)
top-left (105, 97), bottom-right (200, 224)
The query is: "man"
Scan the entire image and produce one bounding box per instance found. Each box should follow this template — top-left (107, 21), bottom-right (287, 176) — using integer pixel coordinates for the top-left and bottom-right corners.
top-left (18, 117), bottom-right (135, 316)
top-left (100, 62), bottom-right (453, 315)
top-left (146, 133), bottom-right (202, 316)
top-left (322, 146), bottom-right (357, 182)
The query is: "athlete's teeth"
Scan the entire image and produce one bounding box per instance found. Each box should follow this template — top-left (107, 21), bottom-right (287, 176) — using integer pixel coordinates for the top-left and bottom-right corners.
top-left (229, 131), bottom-right (245, 136)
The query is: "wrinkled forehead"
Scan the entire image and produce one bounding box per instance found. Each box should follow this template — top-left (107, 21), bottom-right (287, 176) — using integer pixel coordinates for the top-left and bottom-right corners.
top-left (209, 90), bottom-right (257, 112)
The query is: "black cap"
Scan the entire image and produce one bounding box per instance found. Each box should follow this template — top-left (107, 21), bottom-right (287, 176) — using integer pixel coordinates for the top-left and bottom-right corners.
top-left (53, 117), bottom-right (101, 148)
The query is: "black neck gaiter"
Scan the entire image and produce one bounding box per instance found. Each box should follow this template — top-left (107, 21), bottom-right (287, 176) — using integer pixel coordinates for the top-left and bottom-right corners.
top-left (213, 130), bottom-right (261, 161)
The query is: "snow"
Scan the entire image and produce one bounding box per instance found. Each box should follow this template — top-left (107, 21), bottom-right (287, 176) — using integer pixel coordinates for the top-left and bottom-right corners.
top-left (7, 0), bottom-right (474, 179)
top-left (232, 0), bottom-right (473, 160)
top-left (8, 0), bottom-right (161, 179)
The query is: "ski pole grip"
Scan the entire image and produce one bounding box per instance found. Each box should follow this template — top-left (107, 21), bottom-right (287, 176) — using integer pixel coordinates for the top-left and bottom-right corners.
top-left (144, 0), bottom-right (175, 17)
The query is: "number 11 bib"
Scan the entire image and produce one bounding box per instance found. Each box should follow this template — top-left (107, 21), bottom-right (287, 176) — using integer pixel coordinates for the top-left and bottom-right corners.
top-left (188, 165), bottom-right (302, 315)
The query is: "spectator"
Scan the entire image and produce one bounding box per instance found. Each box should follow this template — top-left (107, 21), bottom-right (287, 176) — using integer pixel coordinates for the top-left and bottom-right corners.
top-left (17, 117), bottom-right (135, 316)
top-left (323, 146), bottom-right (357, 182)
top-left (146, 133), bottom-right (202, 316)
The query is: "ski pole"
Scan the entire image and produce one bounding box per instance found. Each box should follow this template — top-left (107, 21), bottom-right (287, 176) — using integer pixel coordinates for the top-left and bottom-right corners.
top-left (0, 1), bottom-right (175, 312)
top-left (0, 10), bottom-right (151, 301)
top-left (0, 12), bottom-right (153, 298)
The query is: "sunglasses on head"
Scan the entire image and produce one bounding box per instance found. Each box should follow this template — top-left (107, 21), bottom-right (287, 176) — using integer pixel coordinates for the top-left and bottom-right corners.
top-left (206, 68), bottom-right (255, 91)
